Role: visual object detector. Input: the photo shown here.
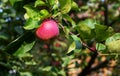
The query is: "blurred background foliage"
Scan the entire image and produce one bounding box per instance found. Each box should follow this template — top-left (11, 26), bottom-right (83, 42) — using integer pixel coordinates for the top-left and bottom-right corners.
top-left (0, 0), bottom-right (120, 76)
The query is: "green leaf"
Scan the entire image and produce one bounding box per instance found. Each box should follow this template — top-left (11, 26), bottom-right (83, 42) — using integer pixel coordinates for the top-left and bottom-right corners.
top-left (105, 33), bottom-right (120, 53)
top-left (95, 24), bottom-right (114, 42)
top-left (9, 0), bottom-right (16, 6)
top-left (48, 0), bottom-right (55, 6)
top-left (58, 0), bottom-right (72, 14)
top-left (24, 5), bottom-right (41, 20)
top-left (24, 18), bottom-right (40, 30)
top-left (62, 14), bottom-right (76, 28)
top-left (76, 19), bottom-right (95, 40)
top-left (0, 34), bottom-right (9, 40)
top-left (35, 0), bottom-right (46, 7)
top-left (42, 66), bottom-right (52, 71)
top-left (13, 41), bottom-right (35, 57)
top-left (106, 40), bottom-right (120, 53)
top-left (105, 33), bottom-right (120, 43)
top-left (71, 35), bottom-right (82, 49)
top-left (5, 31), bottom-right (35, 54)
top-left (71, 1), bottom-right (79, 11)
top-left (52, 0), bottom-right (59, 11)
top-left (58, 70), bottom-right (66, 76)
top-left (67, 35), bottom-right (82, 55)
top-left (83, 19), bottom-right (96, 29)
top-left (39, 9), bottom-right (51, 20)
top-left (62, 56), bottom-right (73, 67)
top-left (96, 43), bottom-right (106, 51)
top-left (20, 72), bottom-right (32, 76)
top-left (24, 5), bottom-right (50, 20)
top-left (67, 42), bottom-right (76, 54)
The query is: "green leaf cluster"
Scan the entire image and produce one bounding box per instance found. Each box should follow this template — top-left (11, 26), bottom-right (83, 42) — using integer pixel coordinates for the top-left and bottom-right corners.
top-left (76, 19), bottom-right (114, 42)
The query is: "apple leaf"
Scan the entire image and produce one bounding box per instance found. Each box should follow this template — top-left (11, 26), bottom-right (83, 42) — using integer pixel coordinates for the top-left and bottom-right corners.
top-left (48, 0), bottom-right (55, 6)
top-left (76, 19), bottom-right (95, 40)
top-left (96, 43), bottom-right (106, 52)
top-left (105, 33), bottom-right (120, 53)
top-left (106, 40), bottom-right (120, 53)
top-left (95, 24), bottom-right (114, 42)
top-left (24, 18), bottom-right (40, 30)
top-left (39, 9), bottom-right (51, 20)
top-left (13, 41), bottom-right (35, 57)
top-left (67, 41), bottom-right (76, 54)
top-left (67, 35), bottom-right (82, 55)
top-left (24, 5), bottom-right (50, 20)
top-left (5, 31), bottom-right (35, 54)
top-left (24, 5), bottom-right (41, 20)
top-left (71, 1), bottom-right (79, 11)
top-left (58, 0), bottom-right (72, 14)
top-left (105, 33), bottom-right (120, 43)
top-left (71, 35), bottom-right (82, 50)
top-left (35, 0), bottom-right (46, 7)
top-left (83, 19), bottom-right (96, 29)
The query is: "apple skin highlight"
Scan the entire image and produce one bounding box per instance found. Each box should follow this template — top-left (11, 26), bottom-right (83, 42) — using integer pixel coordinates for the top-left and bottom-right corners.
top-left (36, 19), bottom-right (59, 40)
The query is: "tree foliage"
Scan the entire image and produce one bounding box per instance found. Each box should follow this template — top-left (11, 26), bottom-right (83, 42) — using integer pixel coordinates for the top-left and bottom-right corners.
top-left (0, 0), bottom-right (120, 76)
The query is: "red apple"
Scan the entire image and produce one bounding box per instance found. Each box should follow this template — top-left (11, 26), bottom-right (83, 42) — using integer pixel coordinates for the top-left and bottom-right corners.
top-left (36, 19), bottom-right (59, 40)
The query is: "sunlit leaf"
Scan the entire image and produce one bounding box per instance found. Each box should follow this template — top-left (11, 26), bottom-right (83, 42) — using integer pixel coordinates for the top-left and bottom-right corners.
top-left (52, 0), bottom-right (59, 11)
top-left (106, 40), bottom-right (120, 53)
top-left (39, 9), bottom-right (51, 20)
top-left (67, 42), bottom-right (76, 54)
top-left (83, 19), bottom-right (96, 29)
top-left (105, 33), bottom-right (120, 43)
top-left (71, 1), bottom-right (79, 11)
top-left (76, 19), bottom-right (95, 40)
top-left (48, 0), bottom-right (55, 6)
top-left (67, 35), bottom-right (82, 55)
top-left (24, 5), bottom-right (41, 20)
top-left (96, 43), bottom-right (106, 51)
top-left (105, 33), bottom-right (120, 53)
top-left (24, 18), bottom-right (40, 30)
top-left (13, 41), bottom-right (35, 57)
top-left (58, 0), bottom-right (72, 14)
top-left (35, 0), bottom-right (46, 7)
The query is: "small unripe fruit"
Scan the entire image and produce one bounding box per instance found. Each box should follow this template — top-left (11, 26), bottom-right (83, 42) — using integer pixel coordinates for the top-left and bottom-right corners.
top-left (36, 19), bottom-right (59, 40)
